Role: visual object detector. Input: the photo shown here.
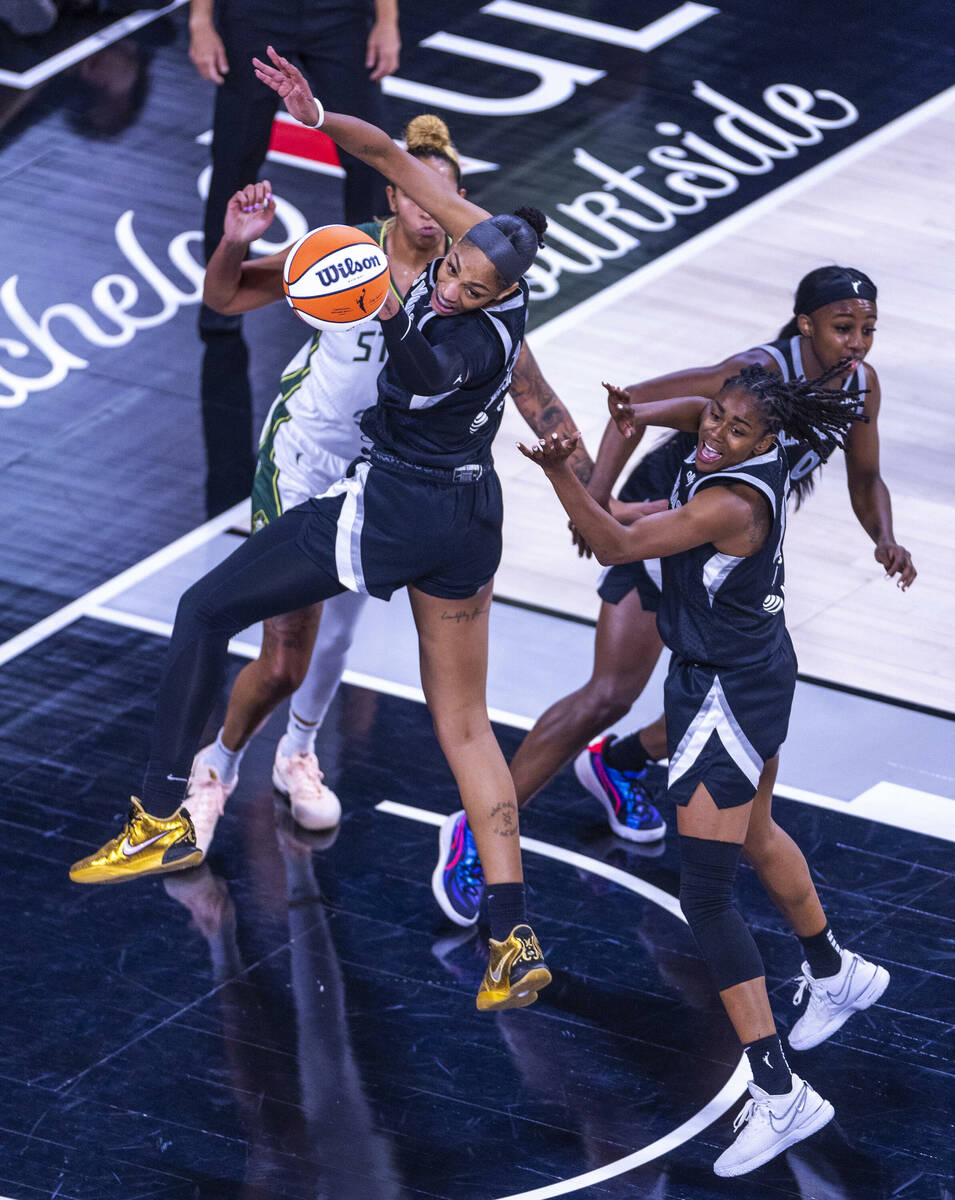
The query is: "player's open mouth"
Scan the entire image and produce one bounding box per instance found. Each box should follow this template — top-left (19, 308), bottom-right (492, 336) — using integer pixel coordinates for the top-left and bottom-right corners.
top-left (432, 291), bottom-right (455, 315)
top-left (698, 440), bottom-right (722, 464)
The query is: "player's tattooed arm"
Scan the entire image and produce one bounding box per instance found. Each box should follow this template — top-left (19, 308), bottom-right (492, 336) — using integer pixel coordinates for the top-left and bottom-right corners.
top-left (509, 343), bottom-right (594, 485)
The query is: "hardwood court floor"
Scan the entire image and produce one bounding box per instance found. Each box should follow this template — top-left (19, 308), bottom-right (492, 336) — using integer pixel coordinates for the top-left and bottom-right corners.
top-left (496, 94), bottom-right (955, 713)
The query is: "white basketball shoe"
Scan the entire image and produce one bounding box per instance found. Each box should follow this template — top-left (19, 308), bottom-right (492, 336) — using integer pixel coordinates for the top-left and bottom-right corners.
top-left (714, 1074), bottom-right (834, 1177)
top-left (184, 744), bottom-right (237, 858)
top-left (788, 949), bottom-right (890, 1051)
top-left (272, 735), bottom-right (342, 831)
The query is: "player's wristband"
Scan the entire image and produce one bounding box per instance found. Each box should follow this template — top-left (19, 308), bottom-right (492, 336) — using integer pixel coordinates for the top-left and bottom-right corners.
top-left (305, 98), bottom-right (325, 128)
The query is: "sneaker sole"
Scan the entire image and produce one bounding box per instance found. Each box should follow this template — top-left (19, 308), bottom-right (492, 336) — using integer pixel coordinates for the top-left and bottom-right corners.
top-left (70, 849), bottom-right (204, 885)
top-left (788, 965), bottom-right (890, 1051)
top-left (271, 765), bottom-right (341, 831)
top-left (476, 966), bottom-right (552, 1012)
top-left (713, 1098), bottom-right (834, 1177)
top-left (573, 749), bottom-right (667, 843)
top-left (430, 812), bottom-right (480, 928)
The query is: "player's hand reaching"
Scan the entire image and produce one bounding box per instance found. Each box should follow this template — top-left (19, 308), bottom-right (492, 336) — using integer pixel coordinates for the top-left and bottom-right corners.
top-left (223, 181), bottom-right (276, 244)
top-left (518, 431), bottom-right (582, 473)
top-left (252, 46), bottom-right (323, 127)
top-left (875, 539), bottom-right (917, 590)
top-left (604, 381), bottom-right (642, 438)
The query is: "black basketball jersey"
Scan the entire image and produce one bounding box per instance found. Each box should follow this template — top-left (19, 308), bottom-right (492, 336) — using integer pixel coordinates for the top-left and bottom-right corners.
top-left (758, 335), bottom-right (866, 484)
top-left (657, 443), bottom-right (790, 668)
top-left (619, 431), bottom-right (698, 503)
top-left (360, 259), bottom-right (528, 469)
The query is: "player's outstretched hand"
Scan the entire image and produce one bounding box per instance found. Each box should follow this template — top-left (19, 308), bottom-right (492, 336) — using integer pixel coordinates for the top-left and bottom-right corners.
top-left (518, 431), bottom-right (582, 473)
top-left (252, 46), bottom-right (323, 127)
top-left (223, 181), bottom-right (276, 243)
top-left (876, 540), bottom-right (917, 590)
top-left (603, 381), bottom-right (641, 438)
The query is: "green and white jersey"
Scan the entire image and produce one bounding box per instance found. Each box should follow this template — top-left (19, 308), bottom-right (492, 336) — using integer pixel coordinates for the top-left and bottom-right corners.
top-left (254, 221), bottom-right (405, 527)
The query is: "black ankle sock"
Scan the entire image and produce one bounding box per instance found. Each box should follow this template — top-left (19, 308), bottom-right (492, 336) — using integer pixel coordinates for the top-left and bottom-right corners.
top-left (800, 922), bottom-right (843, 979)
top-left (745, 1033), bottom-right (792, 1095)
top-left (142, 761), bottom-right (190, 816)
top-left (485, 882), bottom-right (526, 941)
top-left (601, 731), bottom-right (651, 773)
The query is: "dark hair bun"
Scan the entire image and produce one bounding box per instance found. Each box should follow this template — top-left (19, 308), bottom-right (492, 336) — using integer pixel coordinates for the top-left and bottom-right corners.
top-left (514, 206), bottom-right (547, 248)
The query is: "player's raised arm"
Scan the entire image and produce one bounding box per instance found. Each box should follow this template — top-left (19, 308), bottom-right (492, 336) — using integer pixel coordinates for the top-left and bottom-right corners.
top-left (253, 47), bottom-right (488, 242)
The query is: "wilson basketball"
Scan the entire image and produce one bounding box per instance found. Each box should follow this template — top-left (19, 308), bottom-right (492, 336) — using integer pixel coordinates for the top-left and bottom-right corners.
top-left (282, 224), bottom-right (391, 331)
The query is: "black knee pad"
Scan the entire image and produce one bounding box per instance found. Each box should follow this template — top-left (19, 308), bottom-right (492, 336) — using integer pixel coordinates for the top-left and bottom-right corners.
top-left (679, 835), bottom-right (764, 992)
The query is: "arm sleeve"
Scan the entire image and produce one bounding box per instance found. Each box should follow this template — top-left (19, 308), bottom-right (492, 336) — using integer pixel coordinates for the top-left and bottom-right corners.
top-left (378, 306), bottom-right (504, 399)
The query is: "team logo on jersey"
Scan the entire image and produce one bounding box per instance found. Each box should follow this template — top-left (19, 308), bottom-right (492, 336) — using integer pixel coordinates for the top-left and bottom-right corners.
top-left (762, 593), bottom-right (784, 614)
top-left (469, 411), bottom-right (490, 433)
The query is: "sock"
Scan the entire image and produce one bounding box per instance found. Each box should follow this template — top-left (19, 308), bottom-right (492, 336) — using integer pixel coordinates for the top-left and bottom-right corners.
top-left (745, 1033), bottom-right (793, 1095)
top-left (800, 922), bottom-right (843, 979)
top-left (485, 882), bottom-right (526, 941)
top-left (205, 728), bottom-right (246, 786)
top-left (141, 761), bottom-right (189, 815)
top-left (601, 731), bottom-right (651, 773)
top-left (283, 710), bottom-right (318, 757)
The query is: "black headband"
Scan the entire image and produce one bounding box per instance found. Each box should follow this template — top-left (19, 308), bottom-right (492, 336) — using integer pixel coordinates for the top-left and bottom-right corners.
top-left (463, 218), bottom-right (526, 287)
top-left (798, 275), bottom-right (877, 315)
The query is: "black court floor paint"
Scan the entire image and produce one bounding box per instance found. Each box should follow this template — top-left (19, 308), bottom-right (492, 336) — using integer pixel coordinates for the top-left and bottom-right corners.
top-left (0, 624), bottom-right (953, 1199)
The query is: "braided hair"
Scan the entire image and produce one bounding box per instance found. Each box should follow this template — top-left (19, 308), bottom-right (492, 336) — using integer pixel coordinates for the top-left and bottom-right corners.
top-left (720, 364), bottom-right (868, 507)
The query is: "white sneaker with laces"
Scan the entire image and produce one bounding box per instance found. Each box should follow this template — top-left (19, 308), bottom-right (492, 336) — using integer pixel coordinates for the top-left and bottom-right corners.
top-left (184, 744), bottom-right (237, 857)
top-left (788, 948), bottom-right (890, 1051)
top-left (272, 735), bottom-right (341, 831)
top-left (714, 1073), bottom-right (834, 1177)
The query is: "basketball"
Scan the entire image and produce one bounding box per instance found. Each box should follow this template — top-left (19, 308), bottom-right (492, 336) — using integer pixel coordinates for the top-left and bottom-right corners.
top-left (282, 224), bottom-right (391, 331)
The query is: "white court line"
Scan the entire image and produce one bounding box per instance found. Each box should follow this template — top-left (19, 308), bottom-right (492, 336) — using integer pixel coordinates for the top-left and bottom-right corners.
top-left (0, 0), bottom-right (189, 90)
top-left (4, 581), bottom-right (953, 842)
top-left (377, 798), bottom-right (747, 1196)
top-left (526, 82), bottom-right (955, 349)
top-left (0, 501), bottom-right (245, 669)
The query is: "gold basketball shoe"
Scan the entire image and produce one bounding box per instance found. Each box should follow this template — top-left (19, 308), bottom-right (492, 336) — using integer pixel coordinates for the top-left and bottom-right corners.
top-left (70, 797), bottom-right (202, 884)
top-left (476, 923), bottom-right (552, 1011)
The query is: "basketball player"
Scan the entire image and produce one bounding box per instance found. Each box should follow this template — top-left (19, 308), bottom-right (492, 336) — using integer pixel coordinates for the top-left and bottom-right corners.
top-left (432, 265), bottom-right (915, 923)
top-left (184, 114), bottom-right (592, 859)
top-left (69, 50), bottom-right (573, 1013)
top-left (533, 267), bottom-right (915, 826)
top-left (520, 365), bottom-right (889, 1176)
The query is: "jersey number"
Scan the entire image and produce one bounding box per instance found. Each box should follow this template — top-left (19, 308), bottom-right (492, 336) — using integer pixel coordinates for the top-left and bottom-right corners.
top-left (353, 330), bottom-right (387, 363)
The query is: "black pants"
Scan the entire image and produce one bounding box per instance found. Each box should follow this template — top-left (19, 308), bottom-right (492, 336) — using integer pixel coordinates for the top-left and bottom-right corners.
top-left (200, 12), bottom-right (388, 516)
top-left (149, 508), bottom-right (346, 786)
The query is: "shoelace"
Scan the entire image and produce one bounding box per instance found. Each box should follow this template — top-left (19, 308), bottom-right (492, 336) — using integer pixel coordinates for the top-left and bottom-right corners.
top-left (732, 1095), bottom-right (770, 1132)
top-left (287, 753), bottom-right (324, 788)
top-left (455, 856), bottom-right (484, 897)
top-left (192, 775), bottom-right (227, 817)
top-left (792, 971), bottom-right (812, 1007)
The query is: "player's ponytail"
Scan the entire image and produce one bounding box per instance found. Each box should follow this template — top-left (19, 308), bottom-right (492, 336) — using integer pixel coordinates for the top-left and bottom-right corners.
top-left (462, 207), bottom-right (547, 288)
top-left (403, 114), bottom-right (462, 186)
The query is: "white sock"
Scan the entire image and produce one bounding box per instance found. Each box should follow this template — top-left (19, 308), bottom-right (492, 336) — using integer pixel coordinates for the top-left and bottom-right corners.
top-left (282, 710), bottom-right (318, 757)
top-left (205, 728), bottom-right (246, 786)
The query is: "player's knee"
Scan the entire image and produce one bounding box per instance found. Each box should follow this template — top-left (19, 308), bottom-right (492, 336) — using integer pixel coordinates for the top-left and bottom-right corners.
top-left (679, 835), bottom-right (764, 991)
top-left (175, 579), bottom-right (225, 637)
top-left (582, 675), bottom-right (642, 728)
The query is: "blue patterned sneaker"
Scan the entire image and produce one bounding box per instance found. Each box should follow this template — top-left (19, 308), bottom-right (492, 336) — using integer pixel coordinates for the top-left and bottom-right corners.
top-left (431, 810), bottom-right (485, 927)
top-left (574, 736), bottom-right (667, 843)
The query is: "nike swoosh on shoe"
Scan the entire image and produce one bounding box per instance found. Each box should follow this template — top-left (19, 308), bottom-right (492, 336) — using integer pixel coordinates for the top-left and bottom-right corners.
top-left (121, 832), bottom-right (169, 857)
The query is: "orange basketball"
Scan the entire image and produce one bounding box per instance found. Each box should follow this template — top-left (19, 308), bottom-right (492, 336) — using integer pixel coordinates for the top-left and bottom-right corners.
top-left (282, 224), bottom-right (391, 331)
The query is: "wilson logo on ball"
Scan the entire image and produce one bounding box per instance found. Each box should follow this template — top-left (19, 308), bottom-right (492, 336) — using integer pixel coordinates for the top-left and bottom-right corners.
top-left (283, 224), bottom-right (391, 331)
